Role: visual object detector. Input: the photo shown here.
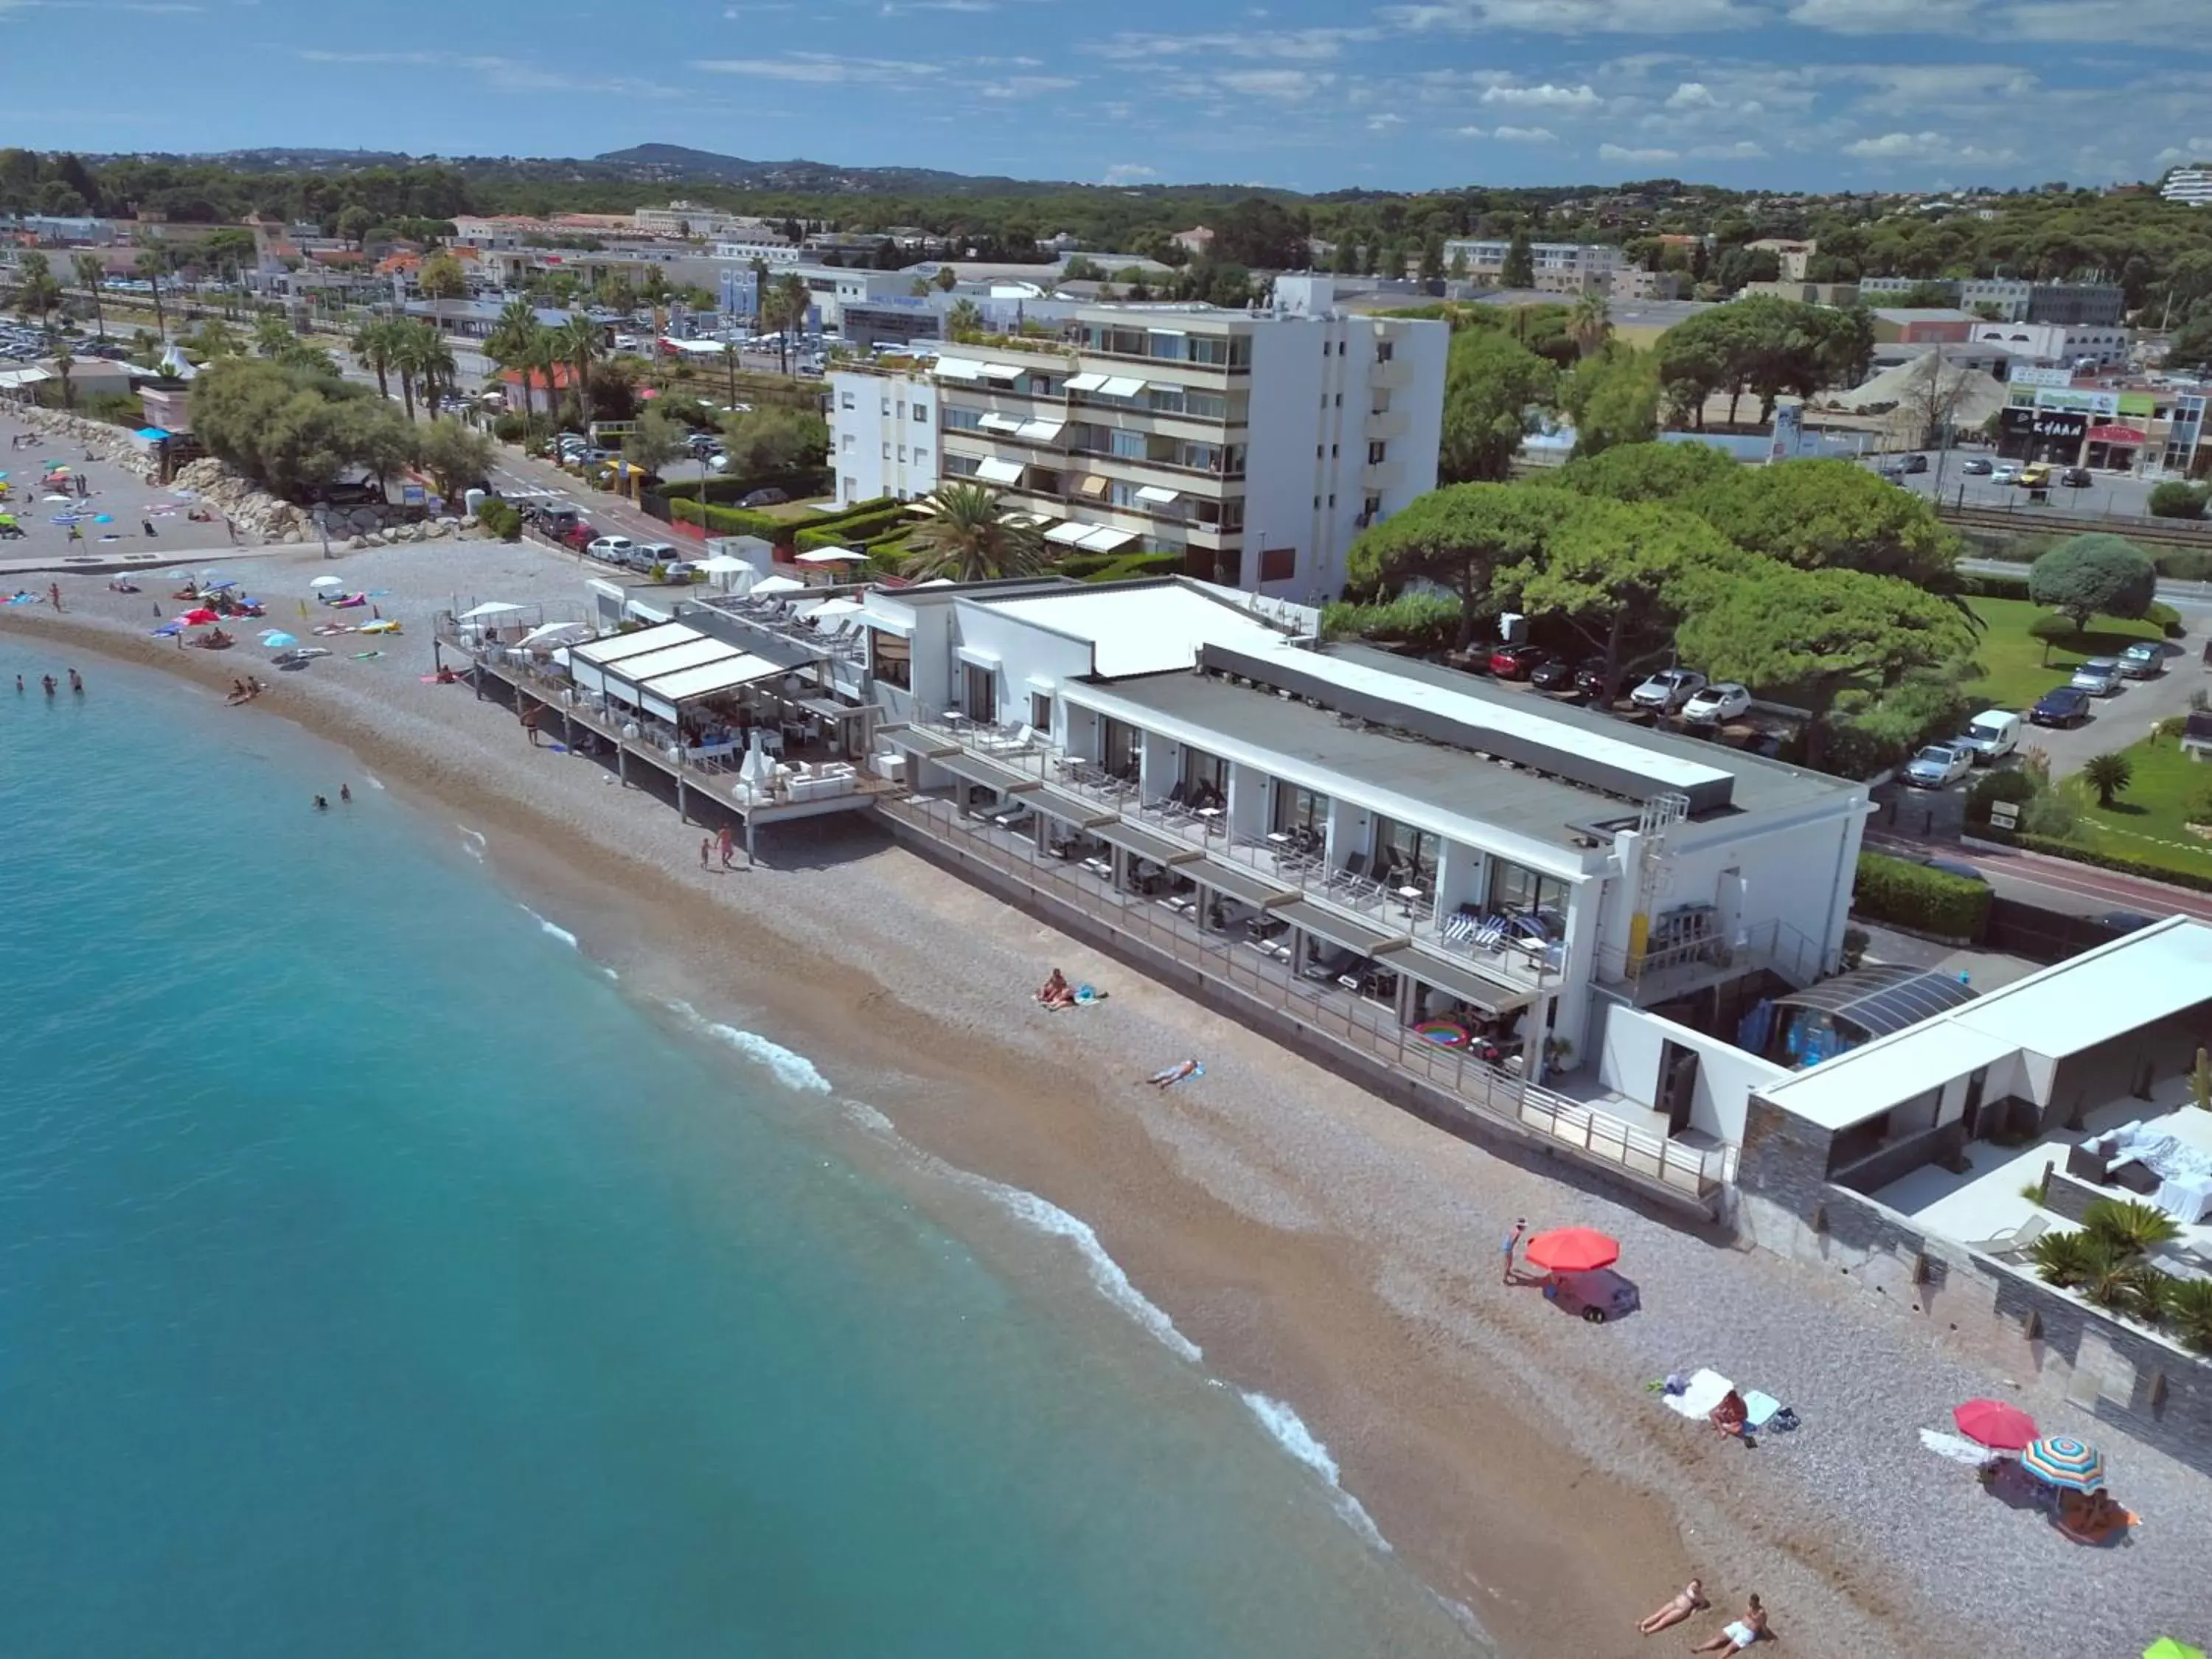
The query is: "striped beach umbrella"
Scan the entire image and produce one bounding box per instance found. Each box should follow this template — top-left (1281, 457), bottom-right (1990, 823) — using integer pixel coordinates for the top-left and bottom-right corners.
top-left (2020, 1436), bottom-right (2106, 1492)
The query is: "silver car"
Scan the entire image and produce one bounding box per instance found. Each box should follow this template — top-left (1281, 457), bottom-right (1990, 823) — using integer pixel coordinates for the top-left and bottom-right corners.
top-left (2070, 658), bottom-right (2123, 697)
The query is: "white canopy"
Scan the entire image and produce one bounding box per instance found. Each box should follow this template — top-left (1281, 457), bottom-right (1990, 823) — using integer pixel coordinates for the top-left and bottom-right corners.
top-left (799, 597), bottom-right (866, 622)
top-left (309, 576), bottom-right (346, 588)
top-left (1044, 521), bottom-right (1094, 546)
top-left (639, 653), bottom-right (786, 720)
top-left (975, 457), bottom-right (1024, 485)
top-left (695, 554), bottom-right (754, 573)
top-left (794, 547), bottom-right (866, 565)
top-left (752, 574), bottom-right (807, 596)
top-left (459, 601), bottom-right (529, 619)
top-left (519, 620), bottom-right (595, 650)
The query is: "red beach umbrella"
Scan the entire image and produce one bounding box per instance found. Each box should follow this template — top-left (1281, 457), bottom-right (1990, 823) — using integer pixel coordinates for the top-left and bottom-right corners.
top-left (1523, 1226), bottom-right (1620, 1273)
top-left (1953, 1399), bottom-right (2039, 1451)
top-left (181, 608), bottom-right (220, 625)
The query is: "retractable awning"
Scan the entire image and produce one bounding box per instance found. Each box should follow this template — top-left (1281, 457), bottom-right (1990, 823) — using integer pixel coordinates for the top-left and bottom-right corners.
top-left (1096, 376), bottom-right (1147, 397)
top-left (1015, 418), bottom-right (1064, 442)
top-left (975, 457), bottom-right (1025, 484)
top-left (981, 361), bottom-right (1024, 380)
top-left (1272, 900), bottom-right (1411, 959)
top-left (1065, 372), bottom-right (1107, 392)
top-left (1375, 947), bottom-right (1534, 1017)
top-left (1045, 521), bottom-right (1094, 546)
top-left (978, 413), bottom-right (1023, 433)
top-left (1077, 526), bottom-right (1136, 552)
top-left (1135, 484), bottom-right (1180, 504)
top-left (932, 358), bottom-right (984, 380)
top-left (1076, 475), bottom-right (1111, 498)
top-left (638, 653), bottom-right (787, 721)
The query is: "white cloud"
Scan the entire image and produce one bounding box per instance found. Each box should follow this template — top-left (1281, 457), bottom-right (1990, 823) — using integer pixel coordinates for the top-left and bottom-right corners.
top-left (1481, 81), bottom-right (1599, 108)
top-left (1846, 63), bottom-right (2037, 111)
top-left (1690, 140), bottom-right (1768, 159)
top-left (1087, 27), bottom-right (1371, 60)
top-left (1842, 129), bottom-right (2019, 164)
top-left (1214, 67), bottom-right (1332, 99)
top-left (1101, 163), bottom-right (1158, 184)
top-left (1600, 143), bottom-right (1679, 161)
top-left (978, 74), bottom-right (1077, 97)
top-left (1787, 0), bottom-right (1980, 32)
top-left (1367, 111), bottom-right (1406, 130)
top-left (1453, 125), bottom-right (1487, 137)
top-left (1386, 0), bottom-right (1757, 32)
top-left (2155, 141), bottom-right (2212, 166)
top-left (299, 47), bottom-right (688, 97)
top-left (1666, 80), bottom-right (1717, 108)
top-left (695, 52), bottom-right (942, 83)
top-left (1490, 125), bottom-right (1558, 142)
top-left (2008, 0), bottom-right (2212, 47)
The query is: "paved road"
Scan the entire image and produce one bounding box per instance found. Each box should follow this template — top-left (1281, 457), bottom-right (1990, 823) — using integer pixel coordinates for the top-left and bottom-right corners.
top-left (1867, 828), bottom-right (2212, 923)
top-left (1866, 453), bottom-right (2164, 519)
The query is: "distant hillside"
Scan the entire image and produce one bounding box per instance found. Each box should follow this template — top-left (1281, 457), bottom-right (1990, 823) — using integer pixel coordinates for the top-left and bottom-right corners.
top-left (593, 143), bottom-right (1054, 197)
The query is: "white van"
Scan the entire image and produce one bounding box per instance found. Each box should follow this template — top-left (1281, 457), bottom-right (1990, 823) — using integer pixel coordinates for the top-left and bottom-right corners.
top-left (1955, 709), bottom-right (2021, 765)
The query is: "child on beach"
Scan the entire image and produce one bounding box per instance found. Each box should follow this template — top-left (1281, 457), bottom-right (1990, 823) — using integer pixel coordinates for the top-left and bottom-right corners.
top-left (1502, 1217), bottom-right (1527, 1284)
top-left (700, 836), bottom-right (712, 869)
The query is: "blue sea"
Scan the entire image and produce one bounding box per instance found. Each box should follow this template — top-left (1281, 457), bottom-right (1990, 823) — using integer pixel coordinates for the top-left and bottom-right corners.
top-left (0, 641), bottom-right (1486, 1659)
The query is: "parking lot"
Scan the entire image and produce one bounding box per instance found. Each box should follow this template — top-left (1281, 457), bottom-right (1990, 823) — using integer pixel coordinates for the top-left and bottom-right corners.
top-left (1867, 451), bottom-right (2166, 519)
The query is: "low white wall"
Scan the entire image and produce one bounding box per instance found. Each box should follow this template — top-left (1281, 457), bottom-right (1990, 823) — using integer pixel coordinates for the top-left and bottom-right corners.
top-left (1596, 1003), bottom-right (1787, 1144)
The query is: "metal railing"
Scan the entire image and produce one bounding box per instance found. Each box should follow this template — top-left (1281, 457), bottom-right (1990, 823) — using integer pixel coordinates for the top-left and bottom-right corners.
top-left (883, 791), bottom-right (1726, 1200)
top-left (1596, 916), bottom-right (1831, 997)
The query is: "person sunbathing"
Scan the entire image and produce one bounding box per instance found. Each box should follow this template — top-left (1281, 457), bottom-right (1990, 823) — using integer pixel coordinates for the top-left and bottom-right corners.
top-left (1690, 1593), bottom-right (1767, 1652)
top-left (1036, 969), bottom-right (1071, 1006)
top-left (1709, 1391), bottom-right (1750, 1438)
top-left (1638, 1579), bottom-right (1706, 1635)
top-left (2056, 1489), bottom-right (2125, 1541)
top-left (1143, 1059), bottom-right (1203, 1089)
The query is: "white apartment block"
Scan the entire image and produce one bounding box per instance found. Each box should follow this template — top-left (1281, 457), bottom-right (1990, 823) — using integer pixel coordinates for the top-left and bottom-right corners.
top-left (1971, 319), bottom-right (2132, 370)
top-left (711, 234), bottom-right (804, 266)
top-left (2161, 167), bottom-right (2212, 206)
top-left (829, 367), bottom-right (940, 504)
top-left (1443, 239), bottom-right (1626, 294)
top-left (632, 203), bottom-right (776, 240)
top-left (920, 305), bottom-right (1446, 602)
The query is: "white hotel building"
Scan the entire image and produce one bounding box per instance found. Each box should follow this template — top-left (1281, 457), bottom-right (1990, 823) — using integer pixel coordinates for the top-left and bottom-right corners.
top-left (827, 305), bottom-right (1447, 603)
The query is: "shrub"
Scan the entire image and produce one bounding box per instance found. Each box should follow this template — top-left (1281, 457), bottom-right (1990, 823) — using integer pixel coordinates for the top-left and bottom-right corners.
top-left (2083, 1197), bottom-right (2182, 1257)
top-left (2009, 833), bottom-right (2212, 893)
top-left (2146, 599), bottom-right (2184, 638)
top-left (2148, 480), bottom-right (2209, 520)
top-left (2186, 783), bottom-right (2212, 827)
top-left (1320, 591), bottom-right (1464, 653)
top-left (476, 498), bottom-right (522, 541)
top-left (1079, 551), bottom-right (1185, 583)
top-left (2157, 548), bottom-right (2212, 582)
top-left (2021, 788), bottom-right (2084, 839)
top-left (1966, 768), bottom-right (2037, 823)
top-left (2028, 533), bottom-right (2156, 633)
top-left (2030, 1230), bottom-right (2102, 1287)
top-left (1851, 850), bottom-right (1992, 940)
top-left (1958, 567), bottom-right (2031, 600)
top-left (2169, 1277), bottom-right (2212, 1353)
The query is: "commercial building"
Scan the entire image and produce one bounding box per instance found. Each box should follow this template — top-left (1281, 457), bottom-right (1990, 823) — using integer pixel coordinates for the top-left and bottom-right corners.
top-left (1856, 277), bottom-right (2125, 327)
top-left (1740, 279), bottom-right (1860, 307)
top-left (829, 365), bottom-right (939, 503)
top-left (710, 234), bottom-right (804, 267)
top-left (2160, 166), bottom-right (2212, 207)
top-left (1970, 319), bottom-right (2130, 370)
top-left (843, 576), bottom-right (1867, 1206)
top-left (914, 304), bottom-right (1446, 602)
top-left (1747, 238), bottom-right (1816, 282)
top-left (1441, 239), bottom-right (1626, 294)
top-left (1610, 268), bottom-right (1684, 302)
top-left (1871, 307), bottom-right (1977, 345)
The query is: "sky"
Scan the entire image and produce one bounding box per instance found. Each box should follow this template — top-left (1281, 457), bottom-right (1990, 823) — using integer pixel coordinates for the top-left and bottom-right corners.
top-left (6, 0), bottom-right (2211, 194)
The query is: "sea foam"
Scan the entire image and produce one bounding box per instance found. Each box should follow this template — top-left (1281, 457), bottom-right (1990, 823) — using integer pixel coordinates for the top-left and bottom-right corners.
top-left (456, 824), bottom-right (487, 861)
top-left (980, 1182), bottom-right (1203, 1365)
top-left (667, 1001), bottom-right (834, 1094)
top-left (518, 905), bottom-right (579, 950)
top-left (1240, 1391), bottom-right (1390, 1552)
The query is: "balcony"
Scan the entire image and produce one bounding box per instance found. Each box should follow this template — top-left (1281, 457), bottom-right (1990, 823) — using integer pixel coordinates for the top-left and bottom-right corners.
top-left (1370, 357), bottom-right (1411, 392)
top-left (1366, 408), bottom-right (1409, 444)
top-left (877, 787), bottom-right (1727, 1211)
top-left (1361, 459), bottom-right (1402, 493)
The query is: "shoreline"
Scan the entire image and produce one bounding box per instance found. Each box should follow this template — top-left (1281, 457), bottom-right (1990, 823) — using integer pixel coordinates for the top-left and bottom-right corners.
top-left (13, 549), bottom-right (2206, 1659)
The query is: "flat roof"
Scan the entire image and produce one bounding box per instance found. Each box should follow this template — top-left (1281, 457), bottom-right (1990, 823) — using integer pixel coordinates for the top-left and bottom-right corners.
top-left (968, 581), bottom-right (1290, 678)
top-left (1761, 917), bottom-right (2212, 1131)
top-left (571, 621), bottom-right (700, 664)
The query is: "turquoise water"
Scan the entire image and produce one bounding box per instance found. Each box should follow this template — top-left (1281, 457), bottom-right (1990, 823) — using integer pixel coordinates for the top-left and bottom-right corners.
top-left (0, 643), bottom-right (1485, 1659)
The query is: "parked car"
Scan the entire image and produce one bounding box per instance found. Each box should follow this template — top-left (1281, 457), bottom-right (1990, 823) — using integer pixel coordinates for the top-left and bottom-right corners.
top-left (630, 541), bottom-right (680, 571)
top-left (1917, 855), bottom-right (1988, 884)
top-left (1487, 642), bottom-right (1557, 681)
top-left (740, 487), bottom-right (789, 508)
top-left (586, 535), bottom-right (636, 564)
top-left (1680, 681), bottom-right (1751, 725)
top-left (2070, 657), bottom-right (2124, 697)
top-left (560, 521), bottom-right (597, 551)
top-left (1960, 456), bottom-right (1994, 476)
top-left (1528, 655), bottom-right (1581, 692)
top-left (1630, 667), bottom-right (1707, 713)
top-left (662, 560), bottom-right (700, 582)
top-left (1992, 462), bottom-right (2024, 484)
top-left (1904, 743), bottom-right (1974, 789)
top-left (1899, 452), bottom-right (1929, 473)
top-left (1571, 659), bottom-right (1613, 701)
top-left (2019, 462), bottom-right (2053, 490)
top-left (2060, 465), bottom-right (2094, 487)
top-left (2120, 641), bottom-right (2165, 678)
top-left (2030, 684), bottom-right (2092, 726)
top-left (1952, 709), bottom-right (2021, 764)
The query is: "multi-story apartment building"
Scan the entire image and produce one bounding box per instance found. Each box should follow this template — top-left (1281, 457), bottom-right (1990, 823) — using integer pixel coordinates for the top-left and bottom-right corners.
top-left (710, 233), bottom-right (804, 267)
top-left (829, 366), bottom-right (940, 504)
top-left (911, 305), bottom-right (1445, 602)
top-left (2160, 166), bottom-right (2212, 206)
top-left (1442, 240), bottom-right (1625, 294)
top-left (1856, 277), bottom-right (2126, 327)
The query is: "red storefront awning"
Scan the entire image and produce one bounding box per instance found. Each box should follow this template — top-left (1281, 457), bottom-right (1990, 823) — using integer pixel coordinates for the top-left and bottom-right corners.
top-left (2086, 424), bottom-right (2146, 444)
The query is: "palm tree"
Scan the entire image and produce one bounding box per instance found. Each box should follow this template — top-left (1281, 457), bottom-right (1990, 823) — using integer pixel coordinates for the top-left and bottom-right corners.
top-left (2081, 751), bottom-right (2134, 810)
top-left (555, 315), bottom-right (600, 426)
top-left (2084, 1197), bottom-right (2182, 1257)
top-left (902, 482), bottom-right (1048, 583)
top-left (2030, 1229), bottom-right (2101, 1289)
top-left (526, 323), bottom-right (562, 428)
top-left (1568, 290), bottom-right (1613, 359)
top-left (72, 254), bottom-right (106, 341)
top-left (352, 316), bottom-right (402, 400)
top-left (135, 248), bottom-right (170, 341)
top-left (254, 311), bottom-right (294, 358)
top-left (721, 338), bottom-right (739, 408)
top-left (773, 273), bottom-right (810, 376)
top-left (946, 298), bottom-right (983, 342)
top-left (52, 347), bottom-right (76, 411)
top-left (2168, 1276), bottom-right (2212, 1354)
top-left (393, 320), bottom-right (449, 422)
top-left (15, 252), bottom-right (60, 330)
top-left (748, 256), bottom-right (769, 337)
top-left (484, 297), bottom-right (539, 420)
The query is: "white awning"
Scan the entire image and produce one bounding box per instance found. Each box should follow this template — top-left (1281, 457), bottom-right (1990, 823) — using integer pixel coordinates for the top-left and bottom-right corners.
top-left (1015, 419), bottom-right (1063, 442)
top-left (860, 609), bottom-right (914, 636)
top-left (571, 621), bottom-right (700, 665)
top-left (1078, 526), bottom-right (1136, 552)
top-left (975, 457), bottom-right (1025, 484)
top-left (932, 358), bottom-right (983, 380)
top-left (639, 653), bottom-right (786, 720)
top-left (1065, 372), bottom-right (1107, 392)
top-left (1045, 521), bottom-right (1094, 546)
top-left (793, 547), bottom-right (866, 564)
top-left (981, 361), bottom-right (1024, 380)
top-left (752, 574), bottom-right (807, 596)
top-left (1135, 484), bottom-right (1180, 504)
top-left (606, 637), bottom-right (746, 692)
top-left (459, 601), bottom-right (529, 620)
top-left (1096, 376), bottom-right (1147, 397)
top-left (978, 413), bottom-right (1023, 433)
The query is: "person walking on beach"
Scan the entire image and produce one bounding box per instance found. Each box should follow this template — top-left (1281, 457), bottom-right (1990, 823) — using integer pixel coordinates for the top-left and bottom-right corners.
top-left (717, 825), bottom-right (735, 869)
top-left (700, 835), bottom-right (712, 870)
top-left (1502, 1217), bottom-right (1527, 1284)
top-left (49, 581), bottom-right (62, 609)
top-left (521, 704), bottom-right (540, 745)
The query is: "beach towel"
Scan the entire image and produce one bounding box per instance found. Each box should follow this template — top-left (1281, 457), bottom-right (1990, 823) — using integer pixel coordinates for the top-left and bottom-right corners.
top-left (1919, 1428), bottom-right (1994, 1466)
top-left (1743, 1391), bottom-right (1795, 1432)
top-left (1663, 1369), bottom-right (1734, 1421)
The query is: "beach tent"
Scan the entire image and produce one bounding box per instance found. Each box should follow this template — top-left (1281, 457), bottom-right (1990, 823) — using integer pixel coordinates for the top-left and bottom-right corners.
top-left (793, 547), bottom-right (866, 566)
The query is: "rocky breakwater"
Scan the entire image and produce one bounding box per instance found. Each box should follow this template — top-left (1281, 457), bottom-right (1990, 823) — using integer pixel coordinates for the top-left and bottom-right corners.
top-left (163, 459), bottom-right (481, 548)
top-left (14, 405), bottom-right (160, 481)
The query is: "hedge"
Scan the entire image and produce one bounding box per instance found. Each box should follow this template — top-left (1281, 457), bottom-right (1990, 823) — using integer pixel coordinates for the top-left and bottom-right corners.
top-left (1852, 850), bottom-right (1992, 941)
top-left (670, 498), bottom-right (787, 539)
top-left (1992, 831), bottom-right (2212, 894)
top-left (653, 466), bottom-right (832, 508)
top-left (794, 505), bottom-right (910, 552)
top-left (1959, 567), bottom-right (2031, 600)
top-left (2157, 548), bottom-right (2212, 582)
top-left (2148, 480), bottom-right (2209, 520)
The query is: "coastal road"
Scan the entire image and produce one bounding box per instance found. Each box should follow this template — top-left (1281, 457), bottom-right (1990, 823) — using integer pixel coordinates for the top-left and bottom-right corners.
top-left (1866, 827), bottom-right (2212, 922)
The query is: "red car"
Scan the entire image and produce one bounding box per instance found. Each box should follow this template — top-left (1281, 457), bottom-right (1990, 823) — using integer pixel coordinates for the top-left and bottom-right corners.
top-left (560, 521), bottom-right (597, 550)
top-left (1488, 642), bottom-right (1557, 681)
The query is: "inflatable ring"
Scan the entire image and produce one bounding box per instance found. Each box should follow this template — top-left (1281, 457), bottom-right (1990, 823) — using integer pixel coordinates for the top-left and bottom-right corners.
top-left (1413, 1020), bottom-right (1471, 1048)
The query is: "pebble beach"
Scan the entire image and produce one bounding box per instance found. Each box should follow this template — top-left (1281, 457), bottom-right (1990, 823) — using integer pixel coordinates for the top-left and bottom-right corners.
top-left (9, 509), bottom-right (2211, 1659)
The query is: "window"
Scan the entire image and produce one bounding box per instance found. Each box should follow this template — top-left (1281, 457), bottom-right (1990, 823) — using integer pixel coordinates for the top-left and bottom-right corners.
top-left (1316, 444), bottom-right (1325, 459)
top-left (1368, 440), bottom-right (1387, 465)
top-left (912, 403), bottom-right (929, 422)
top-left (1030, 692), bottom-right (1054, 732)
top-left (1376, 340), bottom-right (1394, 363)
top-left (896, 400), bottom-right (905, 418)
top-left (914, 448), bottom-right (929, 466)
top-left (1334, 393), bottom-right (1343, 407)
top-left (1313, 496), bottom-right (1321, 510)
top-left (1259, 546), bottom-right (1295, 583)
top-left (1100, 717), bottom-right (1141, 782)
top-left (1489, 859), bottom-right (1566, 925)
top-left (1331, 443), bottom-right (1338, 457)
top-left (1110, 428), bottom-right (1147, 459)
top-left (1186, 335), bottom-right (1228, 366)
top-left (1273, 784), bottom-right (1327, 835)
top-left (1328, 493), bottom-right (1336, 508)
top-left (1180, 746), bottom-right (1227, 801)
top-left (840, 391), bottom-right (855, 410)
top-left (883, 442), bottom-right (891, 459)
top-left (870, 627), bottom-right (911, 689)
top-left (943, 406), bottom-right (984, 431)
top-left (841, 433), bottom-right (856, 451)
top-left (897, 445), bottom-right (907, 462)
top-left (881, 397), bottom-right (891, 416)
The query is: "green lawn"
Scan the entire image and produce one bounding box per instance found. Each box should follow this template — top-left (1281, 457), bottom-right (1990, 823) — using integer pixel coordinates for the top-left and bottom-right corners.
top-left (1961, 596), bottom-right (2166, 711)
top-left (2054, 735), bottom-right (2212, 881)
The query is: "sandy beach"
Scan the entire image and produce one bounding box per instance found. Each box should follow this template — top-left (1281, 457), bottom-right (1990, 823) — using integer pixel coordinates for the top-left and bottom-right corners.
top-left (9, 502), bottom-right (2211, 1659)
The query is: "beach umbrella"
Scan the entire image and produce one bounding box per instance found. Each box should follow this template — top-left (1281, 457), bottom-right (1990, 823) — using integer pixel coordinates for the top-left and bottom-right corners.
top-left (260, 631), bottom-right (298, 648)
top-left (1523, 1226), bottom-right (1620, 1274)
top-left (204, 579), bottom-right (236, 590)
top-left (309, 576), bottom-right (345, 589)
top-left (2144, 1641), bottom-right (2205, 1659)
top-left (181, 608), bottom-right (220, 625)
top-left (2020, 1436), bottom-right (2106, 1492)
top-left (1952, 1399), bottom-right (2039, 1452)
